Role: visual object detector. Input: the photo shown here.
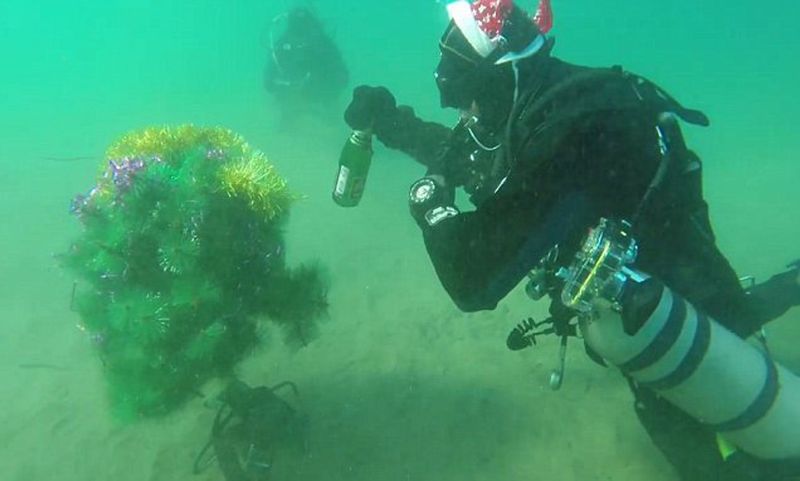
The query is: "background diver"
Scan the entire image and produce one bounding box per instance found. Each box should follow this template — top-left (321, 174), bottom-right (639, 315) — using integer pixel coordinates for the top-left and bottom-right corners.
top-left (341, 0), bottom-right (800, 479)
top-left (264, 6), bottom-right (349, 124)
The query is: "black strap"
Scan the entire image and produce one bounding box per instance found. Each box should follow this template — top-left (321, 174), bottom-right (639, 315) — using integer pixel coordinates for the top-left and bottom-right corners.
top-left (626, 73), bottom-right (710, 127)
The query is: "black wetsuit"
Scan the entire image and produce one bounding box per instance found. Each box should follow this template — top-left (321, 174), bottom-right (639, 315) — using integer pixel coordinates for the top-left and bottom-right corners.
top-left (264, 10), bottom-right (348, 113)
top-left (372, 55), bottom-right (799, 481)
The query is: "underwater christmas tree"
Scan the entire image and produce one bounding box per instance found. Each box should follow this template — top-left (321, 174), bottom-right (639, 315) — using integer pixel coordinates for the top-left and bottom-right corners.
top-left (63, 125), bottom-right (327, 419)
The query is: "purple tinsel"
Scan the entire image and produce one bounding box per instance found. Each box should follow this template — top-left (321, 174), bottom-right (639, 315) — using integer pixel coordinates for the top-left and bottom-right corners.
top-left (70, 155), bottom-right (162, 219)
top-left (89, 330), bottom-right (107, 348)
top-left (70, 186), bottom-right (100, 219)
top-left (206, 148), bottom-right (225, 161)
top-left (107, 156), bottom-right (148, 191)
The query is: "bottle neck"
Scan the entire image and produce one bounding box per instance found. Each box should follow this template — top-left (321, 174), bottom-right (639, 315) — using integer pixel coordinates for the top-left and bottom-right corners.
top-left (351, 130), bottom-right (373, 147)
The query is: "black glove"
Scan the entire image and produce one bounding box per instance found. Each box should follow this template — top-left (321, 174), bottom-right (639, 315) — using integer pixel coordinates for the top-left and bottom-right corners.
top-left (344, 85), bottom-right (397, 132)
top-left (745, 259), bottom-right (800, 331)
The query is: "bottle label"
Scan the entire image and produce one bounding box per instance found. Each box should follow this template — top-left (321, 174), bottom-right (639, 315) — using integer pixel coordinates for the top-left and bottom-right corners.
top-left (334, 165), bottom-right (350, 196)
top-left (351, 176), bottom-right (366, 199)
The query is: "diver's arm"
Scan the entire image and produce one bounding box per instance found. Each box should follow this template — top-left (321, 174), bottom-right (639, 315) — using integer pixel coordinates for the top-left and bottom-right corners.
top-left (409, 177), bottom-right (593, 311)
top-left (345, 86), bottom-right (452, 170)
top-left (374, 105), bottom-right (452, 170)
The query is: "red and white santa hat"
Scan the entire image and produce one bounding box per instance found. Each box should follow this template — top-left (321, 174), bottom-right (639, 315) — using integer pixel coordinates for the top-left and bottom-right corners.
top-left (446, 0), bottom-right (553, 63)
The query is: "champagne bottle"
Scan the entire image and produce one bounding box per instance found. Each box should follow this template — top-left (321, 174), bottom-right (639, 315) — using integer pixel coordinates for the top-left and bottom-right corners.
top-left (332, 130), bottom-right (372, 207)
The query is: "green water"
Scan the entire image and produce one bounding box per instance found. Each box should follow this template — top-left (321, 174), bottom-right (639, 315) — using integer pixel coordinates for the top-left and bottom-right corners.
top-left (1, 1), bottom-right (798, 480)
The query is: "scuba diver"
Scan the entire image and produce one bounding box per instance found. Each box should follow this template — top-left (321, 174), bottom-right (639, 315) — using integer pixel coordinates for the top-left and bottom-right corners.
top-left (342, 0), bottom-right (800, 480)
top-left (193, 379), bottom-right (305, 481)
top-left (264, 6), bottom-right (349, 123)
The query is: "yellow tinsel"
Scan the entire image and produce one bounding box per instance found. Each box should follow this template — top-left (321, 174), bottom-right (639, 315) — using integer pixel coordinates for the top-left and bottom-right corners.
top-left (101, 125), bottom-right (292, 219)
top-left (105, 125), bottom-right (247, 162)
top-left (218, 152), bottom-right (292, 220)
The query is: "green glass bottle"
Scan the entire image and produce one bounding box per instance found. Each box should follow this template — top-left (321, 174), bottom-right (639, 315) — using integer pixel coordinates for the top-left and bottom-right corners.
top-left (332, 130), bottom-right (373, 207)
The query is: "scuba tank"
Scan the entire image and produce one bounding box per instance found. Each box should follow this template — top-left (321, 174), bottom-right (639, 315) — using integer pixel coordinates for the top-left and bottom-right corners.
top-left (512, 111), bottom-right (800, 465)
top-left (332, 130), bottom-right (372, 207)
top-left (560, 218), bottom-right (800, 461)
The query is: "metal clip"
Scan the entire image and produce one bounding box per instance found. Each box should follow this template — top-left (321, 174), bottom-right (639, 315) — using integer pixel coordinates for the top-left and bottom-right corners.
top-left (549, 335), bottom-right (568, 390)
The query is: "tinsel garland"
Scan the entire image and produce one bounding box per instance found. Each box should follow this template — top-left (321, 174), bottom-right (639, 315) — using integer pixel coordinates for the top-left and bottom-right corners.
top-left (62, 125), bottom-right (328, 419)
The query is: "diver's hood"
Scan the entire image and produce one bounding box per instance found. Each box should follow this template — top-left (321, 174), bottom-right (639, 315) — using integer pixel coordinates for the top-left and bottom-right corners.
top-left (445, 1), bottom-right (546, 64)
top-left (435, 2), bottom-right (549, 112)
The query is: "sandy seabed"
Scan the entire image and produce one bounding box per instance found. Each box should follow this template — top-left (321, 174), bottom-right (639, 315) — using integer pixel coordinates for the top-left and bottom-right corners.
top-left (1, 117), bottom-right (798, 481)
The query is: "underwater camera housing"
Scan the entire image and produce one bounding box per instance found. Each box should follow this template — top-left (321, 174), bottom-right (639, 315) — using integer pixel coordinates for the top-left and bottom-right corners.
top-left (508, 218), bottom-right (641, 390)
top-left (560, 218), bottom-right (641, 313)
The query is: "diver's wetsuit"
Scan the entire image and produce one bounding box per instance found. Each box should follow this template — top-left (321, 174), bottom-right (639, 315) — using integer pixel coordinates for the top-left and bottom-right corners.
top-left (372, 55), bottom-right (799, 481)
top-left (265, 9), bottom-right (348, 111)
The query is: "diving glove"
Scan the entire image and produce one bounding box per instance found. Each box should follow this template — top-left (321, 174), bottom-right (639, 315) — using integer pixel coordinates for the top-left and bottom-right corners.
top-left (746, 259), bottom-right (800, 323)
top-left (344, 85), bottom-right (397, 134)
